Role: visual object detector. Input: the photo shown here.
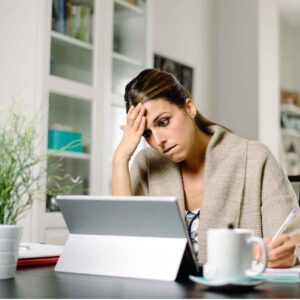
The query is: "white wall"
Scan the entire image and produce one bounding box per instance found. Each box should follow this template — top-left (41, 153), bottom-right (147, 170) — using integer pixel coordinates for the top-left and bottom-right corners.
top-left (211, 0), bottom-right (280, 159)
top-left (280, 20), bottom-right (296, 90)
top-left (258, 0), bottom-right (280, 159)
top-left (152, 0), bottom-right (214, 118)
top-left (0, 0), bottom-right (48, 240)
top-left (280, 20), bottom-right (300, 91)
top-left (0, 1), bottom-right (42, 107)
top-left (212, 0), bottom-right (259, 140)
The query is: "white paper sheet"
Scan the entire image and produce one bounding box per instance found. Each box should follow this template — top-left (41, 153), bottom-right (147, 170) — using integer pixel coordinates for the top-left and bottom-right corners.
top-left (18, 242), bottom-right (64, 259)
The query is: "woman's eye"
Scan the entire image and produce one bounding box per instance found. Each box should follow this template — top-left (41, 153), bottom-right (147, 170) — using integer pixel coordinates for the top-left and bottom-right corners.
top-left (143, 129), bottom-right (152, 138)
top-left (159, 118), bottom-right (169, 127)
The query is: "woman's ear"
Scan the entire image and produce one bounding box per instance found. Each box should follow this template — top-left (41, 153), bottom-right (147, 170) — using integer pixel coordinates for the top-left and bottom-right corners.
top-left (184, 98), bottom-right (196, 118)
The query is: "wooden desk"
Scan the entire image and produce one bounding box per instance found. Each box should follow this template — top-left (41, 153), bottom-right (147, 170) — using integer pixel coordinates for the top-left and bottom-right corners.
top-left (0, 266), bottom-right (300, 298)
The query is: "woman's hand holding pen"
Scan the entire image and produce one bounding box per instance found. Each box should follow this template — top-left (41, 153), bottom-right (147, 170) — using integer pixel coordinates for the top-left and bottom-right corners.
top-left (265, 235), bottom-right (296, 268)
top-left (113, 103), bottom-right (146, 164)
top-left (255, 208), bottom-right (298, 268)
top-left (255, 234), bottom-right (296, 268)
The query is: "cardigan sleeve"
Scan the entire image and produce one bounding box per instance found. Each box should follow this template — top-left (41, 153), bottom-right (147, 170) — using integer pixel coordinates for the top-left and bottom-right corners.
top-left (260, 145), bottom-right (300, 237)
top-left (129, 149), bottom-right (149, 196)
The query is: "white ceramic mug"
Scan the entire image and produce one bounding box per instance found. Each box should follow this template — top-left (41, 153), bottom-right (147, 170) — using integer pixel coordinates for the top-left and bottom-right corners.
top-left (204, 228), bottom-right (268, 283)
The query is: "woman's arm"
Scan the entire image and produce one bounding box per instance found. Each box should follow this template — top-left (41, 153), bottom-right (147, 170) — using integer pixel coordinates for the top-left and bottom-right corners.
top-left (112, 103), bottom-right (146, 195)
top-left (112, 158), bottom-right (132, 195)
top-left (258, 146), bottom-right (300, 267)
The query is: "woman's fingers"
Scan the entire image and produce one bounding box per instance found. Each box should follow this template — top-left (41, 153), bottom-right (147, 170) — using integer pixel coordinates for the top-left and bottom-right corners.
top-left (266, 234), bottom-right (295, 268)
top-left (124, 103), bottom-right (146, 135)
top-left (270, 234), bottom-right (289, 247)
top-left (133, 105), bottom-right (145, 130)
top-left (269, 241), bottom-right (294, 260)
top-left (114, 103), bottom-right (146, 161)
top-left (127, 103), bottom-right (142, 126)
top-left (268, 253), bottom-right (294, 268)
top-left (137, 116), bottom-right (146, 135)
top-left (126, 105), bottom-right (135, 125)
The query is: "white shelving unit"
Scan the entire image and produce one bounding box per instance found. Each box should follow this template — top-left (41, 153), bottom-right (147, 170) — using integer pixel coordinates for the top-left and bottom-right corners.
top-left (106, 0), bottom-right (151, 193)
top-left (48, 149), bottom-right (90, 160)
top-left (51, 31), bottom-right (93, 50)
top-left (281, 104), bottom-right (300, 175)
top-left (112, 52), bottom-right (143, 67)
top-left (48, 75), bottom-right (94, 100)
top-left (282, 128), bottom-right (300, 139)
top-left (35, 0), bottom-right (99, 245)
top-left (115, 0), bottom-right (145, 14)
top-left (279, 6), bottom-right (300, 176)
top-left (40, 0), bottom-right (150, 244)
top-left (281, 104), bottom-right (300, 116)
top-left (0, 0), bottom-right (151, 244)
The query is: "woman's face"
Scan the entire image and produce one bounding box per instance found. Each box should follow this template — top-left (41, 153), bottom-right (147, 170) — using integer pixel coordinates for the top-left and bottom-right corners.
top-left (142, 98), bottom-right (197, 162)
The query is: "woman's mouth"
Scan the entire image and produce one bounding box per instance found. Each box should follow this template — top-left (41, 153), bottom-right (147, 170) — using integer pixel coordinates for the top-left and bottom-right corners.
top-left (163, 145), bottom-right (177, 154)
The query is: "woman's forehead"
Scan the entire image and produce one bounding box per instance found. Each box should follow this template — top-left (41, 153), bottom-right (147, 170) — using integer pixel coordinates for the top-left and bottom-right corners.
top-left (143, 99), bottom-right (181, 124)
top-left (143, 98), bottom-right (176, 111)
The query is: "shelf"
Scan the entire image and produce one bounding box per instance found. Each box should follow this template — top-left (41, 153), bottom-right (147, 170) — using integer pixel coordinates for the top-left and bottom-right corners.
top-left (49, 75), bottom-right (94, 101)
top-left (114, 0), bottom-right (145, 17)
top-left (281, 104), bottom-right (300, 116)
top-left (112, 59), bottom-right (143, 95)
top-left (51, 31), bottom-right (93, 50)
top-left (286, 152), bottom-right (299, 160)
top-left (48, 149), bottom-right (90, 160)
top-left (282, 128), bottom-right (300, 138)
top-left (113, 52), bottom-right (143, 67)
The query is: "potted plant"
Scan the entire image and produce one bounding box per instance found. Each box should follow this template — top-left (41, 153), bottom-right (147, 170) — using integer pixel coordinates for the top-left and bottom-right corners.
top-left (0, 103), bottom-right (81, 279)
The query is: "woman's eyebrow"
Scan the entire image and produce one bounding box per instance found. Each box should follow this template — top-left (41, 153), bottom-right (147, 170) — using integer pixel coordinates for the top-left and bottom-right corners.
top-left (150, 112), bottom-right (168, 125)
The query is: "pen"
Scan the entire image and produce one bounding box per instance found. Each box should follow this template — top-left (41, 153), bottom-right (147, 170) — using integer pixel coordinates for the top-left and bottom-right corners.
top-left (272, 208), bottom-right (297, 241)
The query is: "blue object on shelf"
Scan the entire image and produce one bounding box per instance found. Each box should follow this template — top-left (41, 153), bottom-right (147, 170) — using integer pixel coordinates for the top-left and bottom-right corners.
top-left (55, 0), bottom-right (65, 34)
top-left (48, 129), bottom-right (83, 152)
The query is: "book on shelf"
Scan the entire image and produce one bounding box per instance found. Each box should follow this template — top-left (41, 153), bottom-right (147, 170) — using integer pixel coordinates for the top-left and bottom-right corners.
top-left (52, 0), bottom-right (93, 43)
top-left (65, 0), bottom-right (73, 36)
top-left (55, 0), bottom-right (65, 34)
top-left (79, 5), bottom-right (91, 43)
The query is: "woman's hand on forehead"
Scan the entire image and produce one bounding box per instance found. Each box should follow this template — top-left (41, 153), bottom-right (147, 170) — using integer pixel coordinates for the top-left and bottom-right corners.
top-left (114, 103), bottom-right (146, 163)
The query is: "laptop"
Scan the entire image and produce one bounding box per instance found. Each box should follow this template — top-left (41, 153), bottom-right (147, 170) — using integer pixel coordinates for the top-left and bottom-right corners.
top-left (55, 195), bottom-right (202, 281)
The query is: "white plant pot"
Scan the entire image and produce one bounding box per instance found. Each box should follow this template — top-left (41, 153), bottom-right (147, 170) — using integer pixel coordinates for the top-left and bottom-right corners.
top-left (0, 225), bottom-right (23, 279)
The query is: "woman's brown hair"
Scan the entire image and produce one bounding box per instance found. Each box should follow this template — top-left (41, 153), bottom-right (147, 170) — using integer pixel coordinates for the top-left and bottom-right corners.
top-left (124, 68), bottom-right (219, 135)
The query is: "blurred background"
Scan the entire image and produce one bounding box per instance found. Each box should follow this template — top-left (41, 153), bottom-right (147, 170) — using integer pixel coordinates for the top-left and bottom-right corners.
top-left (0, 0), bottom-right (299, 244)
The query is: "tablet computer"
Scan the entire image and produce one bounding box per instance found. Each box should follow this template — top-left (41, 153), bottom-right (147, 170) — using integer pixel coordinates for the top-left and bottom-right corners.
top-left (55, 195), bottom-right (201, 281)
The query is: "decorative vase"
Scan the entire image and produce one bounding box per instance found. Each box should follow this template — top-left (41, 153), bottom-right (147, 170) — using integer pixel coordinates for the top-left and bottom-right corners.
top-left (0, 225), bottom-right (23, 279)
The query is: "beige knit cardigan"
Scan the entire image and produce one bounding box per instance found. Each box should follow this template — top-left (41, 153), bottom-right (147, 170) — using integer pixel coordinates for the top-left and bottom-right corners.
top-left (130, 125), bottom-right (300, 263)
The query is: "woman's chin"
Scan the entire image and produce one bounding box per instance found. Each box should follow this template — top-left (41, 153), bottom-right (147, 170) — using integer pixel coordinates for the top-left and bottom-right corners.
top-left (166, 154), bottom-right (185, 163)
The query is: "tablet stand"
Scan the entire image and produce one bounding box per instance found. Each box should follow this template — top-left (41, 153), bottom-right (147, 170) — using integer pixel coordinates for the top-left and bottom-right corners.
top-left (55, 233), bottom-right (194, 281)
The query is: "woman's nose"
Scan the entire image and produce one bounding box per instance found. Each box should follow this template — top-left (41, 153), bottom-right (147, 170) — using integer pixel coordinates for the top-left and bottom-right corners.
top-left (152, 131), bottom-right (166, 147)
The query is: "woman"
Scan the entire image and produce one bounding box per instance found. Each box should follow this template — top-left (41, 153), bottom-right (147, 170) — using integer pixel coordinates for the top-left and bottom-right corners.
top-left (112, 68), bottom-right (300, 267)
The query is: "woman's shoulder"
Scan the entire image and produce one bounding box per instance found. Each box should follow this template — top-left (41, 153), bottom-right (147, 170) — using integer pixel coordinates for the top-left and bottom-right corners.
top-left (247, 140), bottom-right (270, 156)
top-left (209, 125), bottom-right (270, 159)
top-left (246, 140), bottom-right (281, 172)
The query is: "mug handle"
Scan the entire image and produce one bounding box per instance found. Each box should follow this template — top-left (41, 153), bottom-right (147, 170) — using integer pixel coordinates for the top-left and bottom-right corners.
top-left (245, 236), bottom-right (268, 277)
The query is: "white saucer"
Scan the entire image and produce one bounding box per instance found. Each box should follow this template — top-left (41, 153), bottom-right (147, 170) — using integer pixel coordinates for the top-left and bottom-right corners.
top-left (189, 276), bottom-right (263, 288)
